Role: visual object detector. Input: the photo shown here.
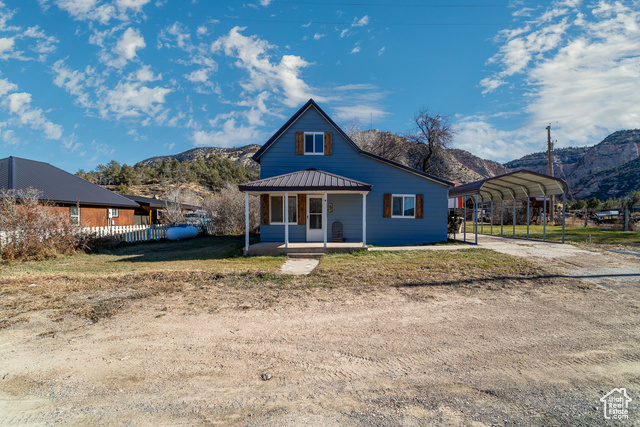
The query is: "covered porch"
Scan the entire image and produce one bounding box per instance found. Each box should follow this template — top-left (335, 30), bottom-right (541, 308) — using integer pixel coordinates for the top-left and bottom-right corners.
top-left (239, 169), bottom-right (372, 255)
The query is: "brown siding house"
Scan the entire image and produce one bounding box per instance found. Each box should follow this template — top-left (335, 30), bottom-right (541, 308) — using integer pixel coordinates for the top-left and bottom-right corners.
top-left (0, 156), bottom-right (139, 227)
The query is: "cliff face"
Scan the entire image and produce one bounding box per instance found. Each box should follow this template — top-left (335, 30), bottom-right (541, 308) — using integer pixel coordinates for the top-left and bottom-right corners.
top-left (566, 130), bottom-right (640, 184)
top-left (504, 146), bottom-right (588, 181)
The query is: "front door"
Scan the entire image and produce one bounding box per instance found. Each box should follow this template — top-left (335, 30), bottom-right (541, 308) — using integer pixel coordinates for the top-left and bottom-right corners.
top-left (306, 195), bottom-right (324, 241)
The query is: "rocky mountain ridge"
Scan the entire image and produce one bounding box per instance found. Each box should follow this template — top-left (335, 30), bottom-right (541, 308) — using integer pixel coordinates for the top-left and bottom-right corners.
top-left (141, 129), bottom-right (640, 200)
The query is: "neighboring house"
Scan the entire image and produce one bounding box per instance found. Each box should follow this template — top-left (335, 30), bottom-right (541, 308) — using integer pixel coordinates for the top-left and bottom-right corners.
top-left (122, 194), bottom-right (200, 225)
top-left (238, 99), bottom-right (453, 246)
top-left (0, 156), bottom-right (139, 227)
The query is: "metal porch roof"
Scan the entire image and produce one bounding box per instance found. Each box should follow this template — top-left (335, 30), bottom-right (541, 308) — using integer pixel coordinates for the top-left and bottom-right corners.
top-left (448, 170), bottom-right (568, 201)
top-left (238, 169), bottom-right (372, 193)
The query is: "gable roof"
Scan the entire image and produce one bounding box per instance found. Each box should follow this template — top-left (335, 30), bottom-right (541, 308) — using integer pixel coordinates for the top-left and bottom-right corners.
top-left (251, 99), bottom-right (453, 187)
top-left (238, 168), bottom-right (372, 193)
top-left (0, 156), bottom-right (139, 208)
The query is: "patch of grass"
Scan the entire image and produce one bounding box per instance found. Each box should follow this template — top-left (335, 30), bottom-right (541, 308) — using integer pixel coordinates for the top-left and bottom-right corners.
top-left (469, 225), bottom-right (640, 246)
top-left (0, 237), bottom-right (553, 327)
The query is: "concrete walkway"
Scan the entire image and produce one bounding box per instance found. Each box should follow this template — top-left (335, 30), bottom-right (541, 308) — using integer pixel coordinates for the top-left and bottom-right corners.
top-left (280, 258), bottom-right (320, 275)
top-left (370, 234), bottom-right (595, 259)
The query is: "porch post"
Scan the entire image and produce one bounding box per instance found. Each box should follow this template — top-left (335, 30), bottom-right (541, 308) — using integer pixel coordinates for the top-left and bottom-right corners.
top-left (244, 193), bottom-right (249, 252)
top-left (362, 192), bottom-right (367, 247)
top-left (481, 201), bottom-right (484, 234)
top-left (323, 193), bottom-right (328, 248)
top-left (285, 192), bottom-right (289, 249)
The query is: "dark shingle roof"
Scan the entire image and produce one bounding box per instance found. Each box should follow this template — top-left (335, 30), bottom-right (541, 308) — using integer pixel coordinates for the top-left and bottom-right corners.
top-left (251, 98), bottom-right (454, 187)
top-left (0, 156), bottom-right (139, 208)
top-left (238, 169), bottom-right (372, 192)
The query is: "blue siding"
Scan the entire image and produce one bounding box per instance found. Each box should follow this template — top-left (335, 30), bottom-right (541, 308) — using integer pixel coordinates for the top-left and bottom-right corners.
top-left (259, 105), bottom-right (449, 245)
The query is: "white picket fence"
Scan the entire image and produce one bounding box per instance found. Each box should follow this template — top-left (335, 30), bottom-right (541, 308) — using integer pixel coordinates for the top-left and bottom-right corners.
top-left (81, 224), bottom-right (170, 243)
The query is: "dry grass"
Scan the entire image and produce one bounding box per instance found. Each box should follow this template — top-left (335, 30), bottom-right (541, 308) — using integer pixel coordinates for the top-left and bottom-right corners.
top-left (0, 236), bottom-right (553, 329)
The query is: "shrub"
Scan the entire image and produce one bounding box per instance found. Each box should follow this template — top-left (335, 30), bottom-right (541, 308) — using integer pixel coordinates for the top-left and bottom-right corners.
top-left (202, 184), bottom-right (259, 235)
top-left (0, 189), bottom-right (82, 260)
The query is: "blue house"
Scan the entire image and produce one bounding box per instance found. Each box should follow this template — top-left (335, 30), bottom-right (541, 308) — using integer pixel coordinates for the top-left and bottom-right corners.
top-left (238, 99), bottom-right (453, 252)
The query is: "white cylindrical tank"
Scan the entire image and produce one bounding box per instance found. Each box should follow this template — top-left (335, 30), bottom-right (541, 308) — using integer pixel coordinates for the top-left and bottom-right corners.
top-left (166, 225), bottom-right (198, 241)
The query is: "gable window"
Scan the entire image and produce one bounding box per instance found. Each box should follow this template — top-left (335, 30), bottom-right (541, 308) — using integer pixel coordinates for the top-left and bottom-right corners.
top-left (392, 195), bottom-right (415, 218)
top-left (69, 206), bottom-right (80, 225)
top-left (270, 195), bottom-right (298, 224)
top-left (304, 133), bottom-right (324, 155)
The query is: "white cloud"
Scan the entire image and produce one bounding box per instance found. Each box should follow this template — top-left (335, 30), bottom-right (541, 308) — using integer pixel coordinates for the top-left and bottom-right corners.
top-left (115, 0), bottom-right (150, 12)
top-left (313, 33), bottom-right (325, 40)
top-left (55, 0), bottom-right (116, 24)
top-left (340, 14), bottom-right (370, 38)
top-left (114, 27), bottom-right (145, 61)
top-left (212, 26), bottom-right (323, 108)
top-left (350, 44), bottom-right (360, 54)
top-left (332, 104), bottom-right (389, 124)
top-left (101, 81), bottom-right (171, 119)
top-left (469, 0), bottom-right (640, 160)
top-left (185, 68), bottom-right (209, 83)
top-left (259, 0), bottom-right (272, 5)
top-left (0, 37), bottom-right (14, 54)
top-left (1, 91), bottom-right (63, 140)
top-left (191, 117), bottom-right (263, 148)
top-left (134, 64), bottom-right (161, 82)
top-left (0, 78), bottom-right (18, 96)
top-left (377, 46), bottom-right (385, 56)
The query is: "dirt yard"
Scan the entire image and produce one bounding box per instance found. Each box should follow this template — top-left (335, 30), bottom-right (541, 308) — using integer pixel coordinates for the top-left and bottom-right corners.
top-left (1, 239), bottom-right (639, 426)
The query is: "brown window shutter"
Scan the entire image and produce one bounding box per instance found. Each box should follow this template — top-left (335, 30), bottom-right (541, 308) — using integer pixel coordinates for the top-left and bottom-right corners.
top-left (324, 132), bottom-right (332, 155)
top-left (261, 194), bottom-right (270, 225)
top-left (383, 194), bottom-right (391, 218)
top-left (297, 194), bottom-right (306, 225)
top-left (296, 132), bottom-right (304, 155)
top-left (416, 194), bottom-right (424, 219)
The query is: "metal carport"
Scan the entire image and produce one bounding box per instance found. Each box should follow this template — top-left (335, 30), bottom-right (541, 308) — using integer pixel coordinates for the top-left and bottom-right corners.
top-left (448, 170), bottom-right (569, 244)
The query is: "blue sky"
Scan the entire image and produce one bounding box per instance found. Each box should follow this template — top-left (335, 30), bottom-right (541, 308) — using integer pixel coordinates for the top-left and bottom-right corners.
top-left (0, 0), bottom-right (639, 173)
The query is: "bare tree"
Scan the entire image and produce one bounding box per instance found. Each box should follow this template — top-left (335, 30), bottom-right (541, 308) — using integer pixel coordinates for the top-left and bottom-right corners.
top-left (202, 184), bottom-right (259, 235)
top-left (405, 108), bottom-right (454, 173)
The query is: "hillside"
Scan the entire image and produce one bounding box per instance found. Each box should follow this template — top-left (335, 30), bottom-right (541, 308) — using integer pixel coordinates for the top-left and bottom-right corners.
top-left (141, 145), bottom-right (261, 172)
top-left (504, 146), bottom-right (589, 181)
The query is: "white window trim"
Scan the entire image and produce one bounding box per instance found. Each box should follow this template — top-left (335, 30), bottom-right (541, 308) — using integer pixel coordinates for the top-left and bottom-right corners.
top-left (391, 194), bottom-right (416, 219)
top-left (270, 195), bottom-right (298, 225)
top-left (109, 208), bottom-right (119, 218)
top-left (304, 132), bottom-right (325, 155)
top-left (69, 206), bottom-right (80, 225)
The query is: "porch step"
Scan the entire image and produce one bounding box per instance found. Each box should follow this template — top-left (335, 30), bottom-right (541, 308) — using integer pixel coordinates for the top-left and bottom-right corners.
top-left (287, 252), bottom-right (325, 260)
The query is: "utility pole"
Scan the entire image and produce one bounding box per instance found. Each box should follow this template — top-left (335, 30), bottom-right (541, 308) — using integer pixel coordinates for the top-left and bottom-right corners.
top-left (547, 125), bottom-right (554, 223)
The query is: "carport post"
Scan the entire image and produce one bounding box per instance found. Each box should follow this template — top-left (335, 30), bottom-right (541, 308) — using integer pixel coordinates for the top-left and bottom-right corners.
top-left (475, 195), bottom-right (478, 245)
top-left (543, 195), bottom-right (547, 241)
top-left (491, 201), bottom-right (493, 235)
top-left (285, 192), bottom-right (289, 249)
top-left (481, 202), bottom-right (484, 234)
top-left (562, 193), bottom-right (566, 244)
top-left (513, 198), bottom-right (516, 238)
top-left (463, 197), bottom-right (467, 242)
top-left (500, 200), bottom-right (504, 236)
top-left (245, 193), bottom-right (249, 252)
top-left (527, 198), bottom-right (530, 239)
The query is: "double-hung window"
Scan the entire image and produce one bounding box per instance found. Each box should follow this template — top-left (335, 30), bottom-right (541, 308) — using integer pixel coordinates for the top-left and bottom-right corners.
top-left (392, 195), bottom-right (415, 218)
top-left (270, 195), bottom-right (298, 224)
top-left (304, 133), bottom-right (324, 155)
